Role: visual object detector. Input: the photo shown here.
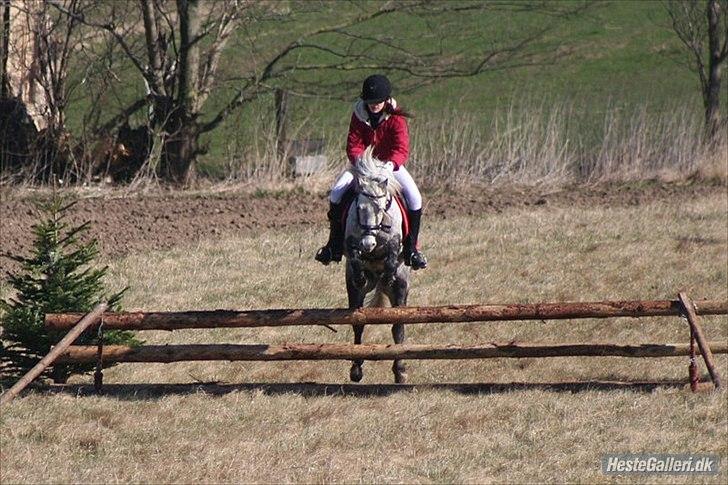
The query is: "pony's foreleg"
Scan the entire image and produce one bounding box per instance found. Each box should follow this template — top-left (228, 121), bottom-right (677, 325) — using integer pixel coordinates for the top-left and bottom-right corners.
top-left (391, 273), bottom-right (409, 384)
top-left (346, 262), bottom-right (366, 383)
top-left (382, 235), bottom-right (401, 283)
top-left (350, 324), bottom-right (365, 382)
top-left (391, 323), bottom-right (407, 384)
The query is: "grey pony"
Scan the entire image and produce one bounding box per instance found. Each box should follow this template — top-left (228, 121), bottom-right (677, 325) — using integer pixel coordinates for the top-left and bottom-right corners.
top-left (344, 146), bottom-right (411, 384)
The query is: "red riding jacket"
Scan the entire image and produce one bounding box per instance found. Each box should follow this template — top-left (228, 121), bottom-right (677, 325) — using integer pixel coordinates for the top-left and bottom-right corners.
top-left (346, 99), bottom-right (409, 170)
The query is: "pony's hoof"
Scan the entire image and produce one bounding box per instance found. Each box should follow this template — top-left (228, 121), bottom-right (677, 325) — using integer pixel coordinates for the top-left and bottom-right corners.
top-left (394, 372), bottom-right (408, 384)
top-left (350, 364), bottom-right (363, 382)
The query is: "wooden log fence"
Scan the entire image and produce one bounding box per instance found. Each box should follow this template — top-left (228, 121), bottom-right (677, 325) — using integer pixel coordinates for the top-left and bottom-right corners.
top-left (2, 296), bottom-right (726, 403)
top-left (48, 296), bottom-right (728, 392)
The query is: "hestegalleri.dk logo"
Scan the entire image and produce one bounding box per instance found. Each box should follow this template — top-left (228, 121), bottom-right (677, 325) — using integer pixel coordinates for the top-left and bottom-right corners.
top-left (602, 454), bottom-right (720, 475)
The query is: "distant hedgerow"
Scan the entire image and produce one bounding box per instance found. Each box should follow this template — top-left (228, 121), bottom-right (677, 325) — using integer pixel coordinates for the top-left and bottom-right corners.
top-left (0, 197), bottom-right (140, 383)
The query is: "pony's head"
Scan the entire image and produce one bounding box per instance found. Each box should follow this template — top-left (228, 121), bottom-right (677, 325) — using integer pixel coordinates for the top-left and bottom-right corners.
top-left (351, 146), bottom-right (402, 253)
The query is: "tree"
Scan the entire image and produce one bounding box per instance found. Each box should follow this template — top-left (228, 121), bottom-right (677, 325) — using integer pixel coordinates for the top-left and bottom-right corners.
top-left (0, 197), bottom-right (140, 383)
top-left (665, 0), bottom-right (728, 139)
top-left (51, 0), bottom-right (589, 185)
top-left (53, 0), bottom-right (244, 184)
top-left (0, 0), bottom-right (110, 183)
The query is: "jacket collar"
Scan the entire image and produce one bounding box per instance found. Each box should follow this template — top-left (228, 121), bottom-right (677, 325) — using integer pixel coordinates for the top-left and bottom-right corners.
top-left (353, 98), bottom-right (398, 126)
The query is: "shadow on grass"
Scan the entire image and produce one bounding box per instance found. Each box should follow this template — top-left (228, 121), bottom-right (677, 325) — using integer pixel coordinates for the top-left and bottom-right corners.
top-left (32, 379), bottom-right (701, 400)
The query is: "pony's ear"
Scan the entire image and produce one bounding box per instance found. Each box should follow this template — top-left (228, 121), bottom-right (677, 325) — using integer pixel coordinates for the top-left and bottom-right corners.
top-left (377, 177), bottom-right (388, 189)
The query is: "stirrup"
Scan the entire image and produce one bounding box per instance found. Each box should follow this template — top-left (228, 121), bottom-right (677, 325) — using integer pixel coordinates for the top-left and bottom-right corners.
top-left (315, 245), bottom-right (342, 265)
top-left (408, 250), bottom-right (428, 270)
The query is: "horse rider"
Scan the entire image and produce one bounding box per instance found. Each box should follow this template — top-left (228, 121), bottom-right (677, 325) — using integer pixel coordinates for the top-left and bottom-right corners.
top-left (315, 74), bottom-right (428, 270)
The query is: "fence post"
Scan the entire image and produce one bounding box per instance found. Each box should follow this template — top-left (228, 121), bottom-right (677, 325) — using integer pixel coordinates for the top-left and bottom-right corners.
top-left (678, 293), bottom-right (722, 390)
top-left (94, 316), bottom-right (105, 394)
top-left (689, 326), bottom-right (699, 392)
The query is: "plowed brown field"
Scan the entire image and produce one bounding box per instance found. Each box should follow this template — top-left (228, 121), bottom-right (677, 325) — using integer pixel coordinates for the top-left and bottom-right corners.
top-left (1, 181), bottom-right (724, 274)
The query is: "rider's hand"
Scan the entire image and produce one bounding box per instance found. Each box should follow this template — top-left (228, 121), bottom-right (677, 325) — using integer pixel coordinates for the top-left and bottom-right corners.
top-left (383, 161), bottom-right (395, 172)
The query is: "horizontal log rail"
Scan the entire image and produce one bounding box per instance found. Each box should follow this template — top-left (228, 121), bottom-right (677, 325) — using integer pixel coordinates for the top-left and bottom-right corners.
top-left (45, 299), bottom-right (728, 331)
top-left (57, 341), bottom-right (728, 363)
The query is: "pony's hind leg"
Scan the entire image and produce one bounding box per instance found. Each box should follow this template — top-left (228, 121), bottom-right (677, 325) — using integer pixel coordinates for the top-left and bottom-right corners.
top-left (350, 324), bottom-right (365, 382)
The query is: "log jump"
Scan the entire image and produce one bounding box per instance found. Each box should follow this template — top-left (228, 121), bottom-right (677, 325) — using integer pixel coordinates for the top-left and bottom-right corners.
top-left (0, 295), bottom-right (720, 400)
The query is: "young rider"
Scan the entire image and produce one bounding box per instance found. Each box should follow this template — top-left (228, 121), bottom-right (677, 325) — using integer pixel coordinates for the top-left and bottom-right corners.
top-left (315, 74), bottom-right (427, 270)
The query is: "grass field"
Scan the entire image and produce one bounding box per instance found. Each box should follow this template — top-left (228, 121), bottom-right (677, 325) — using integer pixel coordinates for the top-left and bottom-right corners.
top-left (3, 2), bottom-right (727, 482)
top-left (199, 1), bottom-right (724, 175)
top-left (1, 190), bottom-right (726, 483)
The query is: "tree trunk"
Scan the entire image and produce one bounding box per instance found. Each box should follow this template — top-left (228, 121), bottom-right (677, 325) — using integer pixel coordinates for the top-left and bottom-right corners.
top-left (275, 88), bottom-right (289, 159)
top-left (4, 0), bottom-right (47, 130)
top-left (705, 0), bottom-right (724, 138)
top-left (148, 0), bottom-right (201, 186)
top-left (177, 0), bottom-right (200, 113)
top-left (1, 0), bottom-right (10, 97)
top-left (160, 109), bottom-right (199, 186)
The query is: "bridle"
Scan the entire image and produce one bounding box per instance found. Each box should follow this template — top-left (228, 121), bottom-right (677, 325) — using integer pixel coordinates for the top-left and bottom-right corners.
top-left (356, 188), bottom-right (393, 237)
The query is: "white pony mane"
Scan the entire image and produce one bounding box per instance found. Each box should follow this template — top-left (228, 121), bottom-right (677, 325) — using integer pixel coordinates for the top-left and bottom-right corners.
top-left (351, 146), bottom-right (401, 196)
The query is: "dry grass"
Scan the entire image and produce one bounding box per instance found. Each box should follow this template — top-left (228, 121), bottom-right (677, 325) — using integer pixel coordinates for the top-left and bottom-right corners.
top-left (410, 103), bottom-right (728, 187)
top-left (1, 191), bottom-right (727, 483)
top-left (2, 390), bottom-right (726, 484)
top-left (214, 101), bottom-right (728, 190)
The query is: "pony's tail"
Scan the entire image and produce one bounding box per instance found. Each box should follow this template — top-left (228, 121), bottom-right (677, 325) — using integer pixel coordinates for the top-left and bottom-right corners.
top-left (364, 283), bottom-right (389, 308)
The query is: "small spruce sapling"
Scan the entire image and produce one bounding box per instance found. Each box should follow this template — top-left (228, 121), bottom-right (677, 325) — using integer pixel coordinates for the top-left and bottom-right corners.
top-left (1, 197), bottom-right (140, 383)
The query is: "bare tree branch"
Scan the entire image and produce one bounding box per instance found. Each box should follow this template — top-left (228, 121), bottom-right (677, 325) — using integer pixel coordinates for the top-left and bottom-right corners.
top-left (206, 0), bottom-right (581, 132)
top-left (664, 0), bottom-right (727, 137)
top-left (50, 1), bottom-right (151, 85)
top-left (45, 0), bottom-right (595, 183)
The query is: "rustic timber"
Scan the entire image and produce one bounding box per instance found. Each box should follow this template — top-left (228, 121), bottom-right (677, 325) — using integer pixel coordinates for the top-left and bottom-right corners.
top-left (689, 327), bottom-right (699, 392)
top-left (0, 303), bottom-right (108, 406)
top-left (45, 299), bottom-right (728, 331)
top-left (678, 293), bottom-right (723, 390)
top-left (57, 341), bottom-right (728, 364)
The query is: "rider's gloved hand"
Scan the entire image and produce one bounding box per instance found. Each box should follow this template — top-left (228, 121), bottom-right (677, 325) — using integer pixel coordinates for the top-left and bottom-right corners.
top-left (383, 161), bottom-right (395, 172)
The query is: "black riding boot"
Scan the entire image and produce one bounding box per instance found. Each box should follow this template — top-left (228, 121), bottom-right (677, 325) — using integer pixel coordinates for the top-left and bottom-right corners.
top-left (403, 208), bottom-right (427, 270)
top-left (315, 202), bottom-right (344, 265)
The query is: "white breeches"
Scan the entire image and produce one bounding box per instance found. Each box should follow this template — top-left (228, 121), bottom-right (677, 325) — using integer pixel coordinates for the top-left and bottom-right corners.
top-left (329, 165), bottom-right (422, 211)
top-left (329, 170), bottom-right (354, 204)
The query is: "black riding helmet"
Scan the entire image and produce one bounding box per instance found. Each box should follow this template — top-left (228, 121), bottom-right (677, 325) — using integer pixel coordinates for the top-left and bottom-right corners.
top-left (361, 74), bottom-right (391, 104)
